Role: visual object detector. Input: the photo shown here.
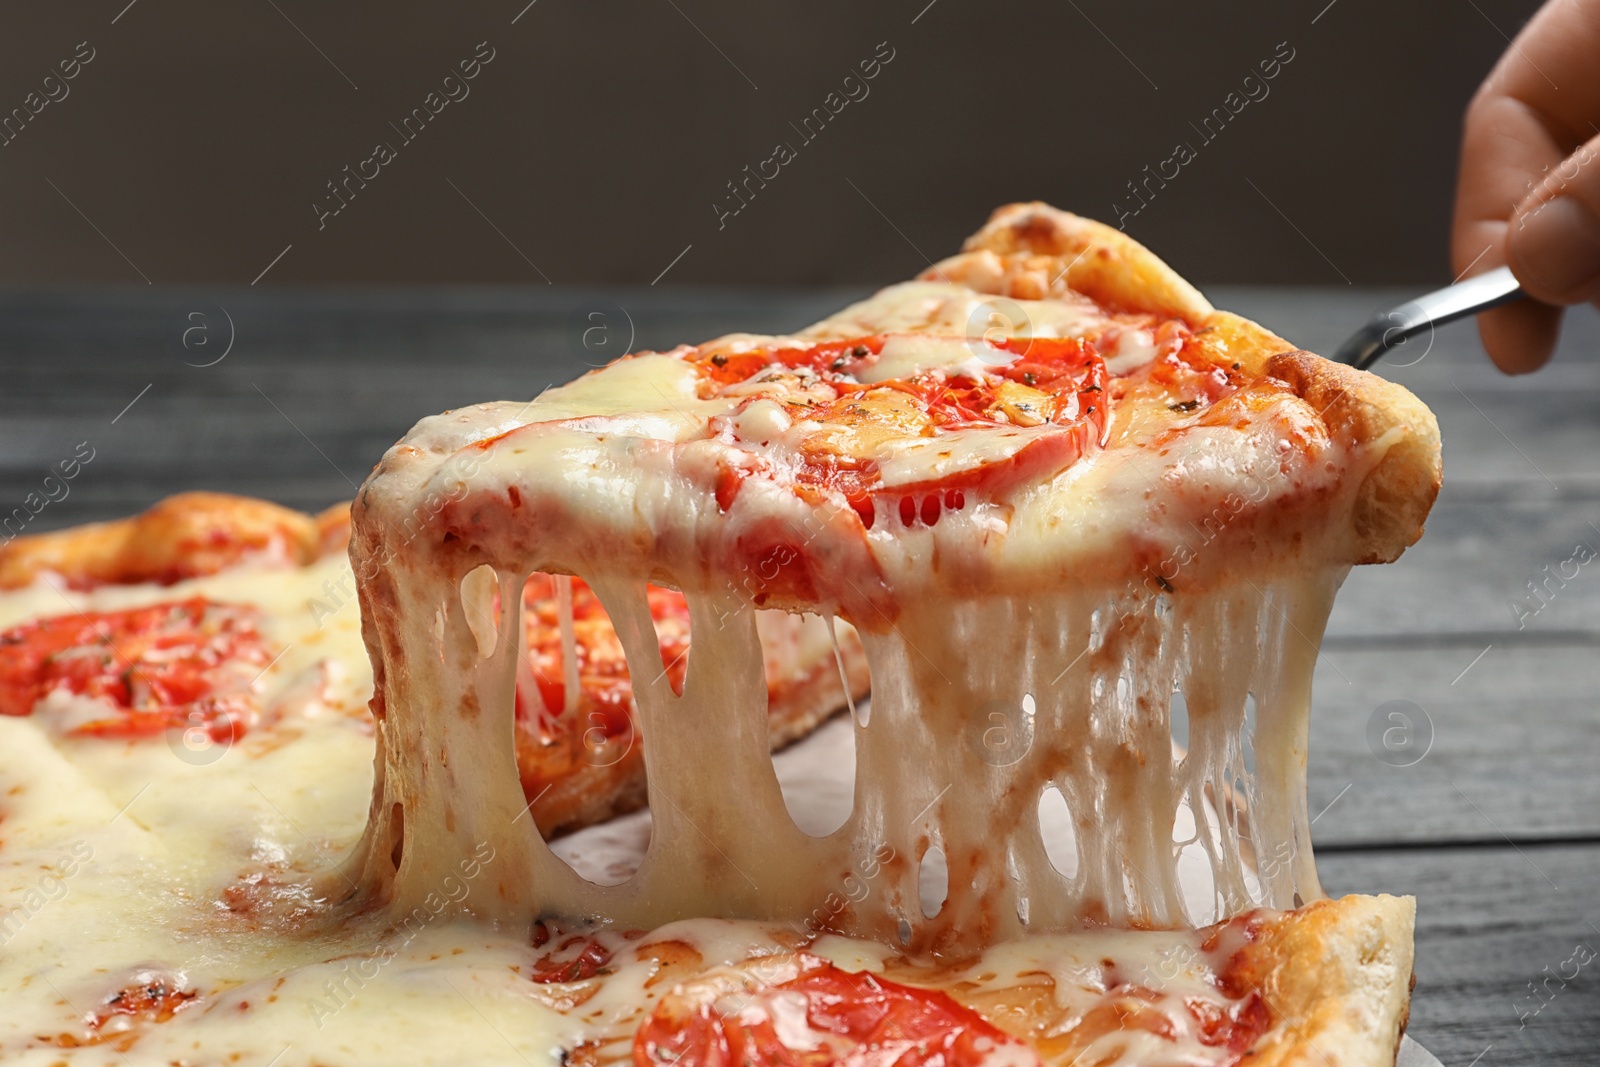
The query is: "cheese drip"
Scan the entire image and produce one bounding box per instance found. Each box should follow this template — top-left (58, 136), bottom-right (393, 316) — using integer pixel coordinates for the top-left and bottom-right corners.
top-left (345, 527), bottom-right (1340, 950)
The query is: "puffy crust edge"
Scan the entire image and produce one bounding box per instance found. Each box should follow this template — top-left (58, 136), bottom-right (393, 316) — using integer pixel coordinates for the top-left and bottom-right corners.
top-left (0, 492), bottom-right (351, 591)
top-left (1240, 894), bottom-right (1417, 1067)
top-left (933, 202), bottom-right (1442, 564)
top-left (1260, 348), bottom-right (1442, 565)
top-left (1189, 310), bottom-right (1442, 564)
top-left (927, 201), bottom-right (1215, 323)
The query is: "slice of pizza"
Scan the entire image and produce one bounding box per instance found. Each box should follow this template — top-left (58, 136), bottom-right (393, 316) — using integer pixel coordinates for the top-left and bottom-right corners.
top-left (336, 202), bottom-right (1437, 1061)
top-left (349, 201), bottom-right (1439, 930)
top-left (0, 491), bottom-right (868, 837)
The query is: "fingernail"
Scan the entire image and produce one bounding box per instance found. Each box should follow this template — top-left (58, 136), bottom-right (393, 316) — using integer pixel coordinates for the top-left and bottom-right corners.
top-left (1513, 195), bottom-right (1600, 298)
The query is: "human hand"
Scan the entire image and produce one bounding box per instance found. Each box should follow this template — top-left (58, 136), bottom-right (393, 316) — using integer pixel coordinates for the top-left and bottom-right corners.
top-left (1452, 0), bottom-right (1600, 373)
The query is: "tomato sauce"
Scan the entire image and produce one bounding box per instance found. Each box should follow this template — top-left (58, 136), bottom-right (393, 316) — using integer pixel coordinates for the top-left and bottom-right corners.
top-left (0, 597), bottom-right (270, 739)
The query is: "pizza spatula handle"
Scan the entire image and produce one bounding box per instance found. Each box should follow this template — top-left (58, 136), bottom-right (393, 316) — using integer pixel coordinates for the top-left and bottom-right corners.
top-left (1333, 265), bottom-right (1524, 370)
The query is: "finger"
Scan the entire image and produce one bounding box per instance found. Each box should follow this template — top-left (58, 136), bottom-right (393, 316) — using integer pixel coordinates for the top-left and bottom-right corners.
top-left (1452, 91), bottom-right (1566, 285)
top-left (1469, 0), bottom-right (1600, 152)
top-left (1476, 297), bottom-right (1563, 375)
top-left (1450, 0), bottom-right (1600, 280)
top-left (1454, 95), bottom-right (1565, 372)
top-left (1507, 130), bottom-right (1600, 304)
top-left (1449, 0), bottom-right (1600, 373)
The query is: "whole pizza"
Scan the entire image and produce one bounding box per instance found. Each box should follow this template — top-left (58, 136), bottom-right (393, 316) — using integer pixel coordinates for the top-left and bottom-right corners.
top-left (0, 204), bottom-right (1438, 1066)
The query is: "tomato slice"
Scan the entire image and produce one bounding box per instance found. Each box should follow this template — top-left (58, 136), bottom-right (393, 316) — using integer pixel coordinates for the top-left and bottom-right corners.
top-left (693, 337), bottom-right (889, 388)
top-left (634, 955), bottom-right (1043, 1067)
top-left (693, 335), bottom-right (1108, 526)
top-left (0, 597), bottom-right (271, 739)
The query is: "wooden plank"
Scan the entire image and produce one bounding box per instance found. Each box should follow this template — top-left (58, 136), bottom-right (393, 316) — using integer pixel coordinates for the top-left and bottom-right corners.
top-left (1306, 644), bottom-right (1600, 845)
top-left (1330, 492), bottom-right (1600, 639)
top-left (1319, 843), bottom-right (1600, 1065)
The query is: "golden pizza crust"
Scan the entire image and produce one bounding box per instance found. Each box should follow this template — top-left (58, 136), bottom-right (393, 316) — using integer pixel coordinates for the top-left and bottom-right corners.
top-left (930, 201), bottom-right (1441, 565)
top-left (1260, 350), bottom-right (1442, 565)
top-left (929, 200), bottom-right (1215, 323)
top-left (1240, 894), bottom-right (1416, 1067)
top-left (0, 491), bottom-right (332, 591)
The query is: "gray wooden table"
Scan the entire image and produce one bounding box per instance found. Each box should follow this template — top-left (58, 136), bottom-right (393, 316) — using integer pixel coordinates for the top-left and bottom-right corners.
top-left (1, 286), bottom-right (1595, 1063)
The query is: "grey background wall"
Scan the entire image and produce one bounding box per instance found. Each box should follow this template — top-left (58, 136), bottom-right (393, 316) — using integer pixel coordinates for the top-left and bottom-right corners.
top-left (0, 0), bottom-right (1542, 287)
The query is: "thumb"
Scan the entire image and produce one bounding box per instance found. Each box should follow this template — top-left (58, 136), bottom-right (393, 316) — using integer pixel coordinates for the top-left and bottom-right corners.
top-left (1507, 131), bottom-right (1600, 305)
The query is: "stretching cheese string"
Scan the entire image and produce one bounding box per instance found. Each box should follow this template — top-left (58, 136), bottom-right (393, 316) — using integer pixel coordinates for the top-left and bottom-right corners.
top-left (554, 574), bottom-right (579, 719)
top-left (344, 543), bottom-right (1341, 953)
top-left (823, 615), bottom-right (864, 729)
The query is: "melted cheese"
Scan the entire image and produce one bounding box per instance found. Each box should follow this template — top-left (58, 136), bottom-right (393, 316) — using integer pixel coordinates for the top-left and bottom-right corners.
top-left (0, 272), bottom-right (1407, 1064)
top-left (0, 558), bottom-right (384, 1061)
top-left (347, 549), bottom-right (1338, 947)
top-left (0, 573), bottom-right (1276, 1067)
top-left (801, 282), bottom-right (1112, 345)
